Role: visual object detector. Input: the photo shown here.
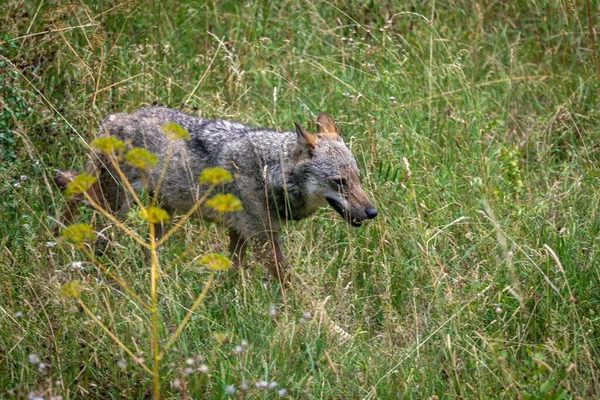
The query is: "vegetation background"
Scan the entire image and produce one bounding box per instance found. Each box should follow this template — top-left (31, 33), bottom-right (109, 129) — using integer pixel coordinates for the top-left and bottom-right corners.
top-left (1, 0), bottom-right (599, 398)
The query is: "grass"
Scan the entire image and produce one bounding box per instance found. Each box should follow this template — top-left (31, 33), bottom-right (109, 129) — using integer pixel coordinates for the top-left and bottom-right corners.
top-left (1, 0), bottom-right (599, 398)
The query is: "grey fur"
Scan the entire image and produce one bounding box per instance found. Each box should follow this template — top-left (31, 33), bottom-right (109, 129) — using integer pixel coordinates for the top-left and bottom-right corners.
top-left (55, 107), bottom-right (377, 282)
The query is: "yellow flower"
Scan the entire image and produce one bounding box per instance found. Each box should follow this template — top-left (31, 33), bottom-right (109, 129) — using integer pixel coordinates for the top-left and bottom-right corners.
top-left (124, 148), bottom-right (159, 170)
top-left (64, 174), bottom-right (97, 199)
top-left (91, 137), bottom-right (126, 154)
top-left (60, 281), bottom-right (82, 298)
top-left (199, 253), bottom-right (231, 271)
top-left (205, 194), bottom-right (242, 213)
top-left (199, 167), bottom-right (233, 185)
top-left (161, 122), bottom-right (191, 140)
top-left (138, 206), bottom-right (170, 224)
top-left (61, 224), bottom-right (95, 244)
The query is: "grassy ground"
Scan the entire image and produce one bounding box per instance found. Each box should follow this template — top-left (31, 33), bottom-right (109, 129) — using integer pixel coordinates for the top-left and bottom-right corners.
top-left (1, 0), bottom-right (600, 398)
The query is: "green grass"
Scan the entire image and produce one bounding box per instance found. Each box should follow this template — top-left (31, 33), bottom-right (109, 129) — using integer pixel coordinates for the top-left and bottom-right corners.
top-left (1, 0), bottom-right (600, 398)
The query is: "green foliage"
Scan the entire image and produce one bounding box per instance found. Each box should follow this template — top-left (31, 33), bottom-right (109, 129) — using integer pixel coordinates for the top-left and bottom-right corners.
top-left (1, 0), bottom-right (600, 399)
top-left (0, 38), bottom-right (31, 172)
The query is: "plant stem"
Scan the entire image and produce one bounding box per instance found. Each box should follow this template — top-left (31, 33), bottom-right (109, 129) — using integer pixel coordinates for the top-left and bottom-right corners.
top-left (76, 297), bottom-right (154, 376)
top-left (586, 0), bottom-right (600, 80)
top-left (107, 154), bottom-right (145, 210)
top-left (152, 142), bottom-right (173, 205)
top-left (159, 230), bottom-right (210, 278)
top-left (155, 184), bottom-right (215, 246)
top-left (149, 223), bottom-right (160, 399)
top-left (160, 272), bottom-right (214, 358)
top-left (80, 246), bottom-right (151, 311)
top-left (82, 192), bottom-right (149, 248)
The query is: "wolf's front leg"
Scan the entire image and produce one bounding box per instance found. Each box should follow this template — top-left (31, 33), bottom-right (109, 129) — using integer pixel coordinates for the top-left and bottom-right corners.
top-left (228, 228), bottom-right (249, 270)
top-left (250, 232), bottom-right (290, 286)
top-left (250, 232), bottom-right (351, 340)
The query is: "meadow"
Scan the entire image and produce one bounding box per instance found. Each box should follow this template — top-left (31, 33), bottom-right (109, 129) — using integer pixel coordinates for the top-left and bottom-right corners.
top-left (1, 0), bottom-right (599, 398)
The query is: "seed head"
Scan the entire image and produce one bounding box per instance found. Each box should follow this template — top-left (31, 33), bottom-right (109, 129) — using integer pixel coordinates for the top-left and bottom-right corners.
top-left (28, 353), bottom-right (41, 364)
top-left (199, 167), bottom-right (233, 185)
top-left (199, 253), bottom-right (232, 271)
top-left (225, 385), bottom-right (236, 395)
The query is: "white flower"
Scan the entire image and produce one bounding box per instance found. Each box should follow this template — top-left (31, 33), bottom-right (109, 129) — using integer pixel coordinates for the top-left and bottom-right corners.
top-left (171, 378), bottom-right (182, 390)
top-left (268, 381), bottom-right (278, 390)
top-left (269, 305), bottom-right (277, 317)
top-left (199, 364), bottom-right (209, 374)
top-left (45, 241), bottom-right (57, 248)
top-left (28, 353), bottom-right (40, 364)
top-left (28, 392), bottom-right (44, 400)
top-left (117, 358), bottom-right (127, 368)
top-left (233, 345), bottom-right (243, 355)
top-left (225, 385), bottom-right (236, 395)
top-left (256, 380), bottom-right (268, 389)
top-left (71, 261), bottom-right (84, 270)
top-left (277, 388), bottom-right (288, 397)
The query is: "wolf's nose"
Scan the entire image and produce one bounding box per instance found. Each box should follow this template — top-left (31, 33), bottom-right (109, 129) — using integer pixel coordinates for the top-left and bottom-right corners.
top-left (365, 206), bottom-right (378, 219)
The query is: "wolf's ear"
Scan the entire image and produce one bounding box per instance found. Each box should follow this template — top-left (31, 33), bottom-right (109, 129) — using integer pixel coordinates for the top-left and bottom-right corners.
top-left (316, 112), bottom-right (340, 140)
top-left (294, 122), bottom-right (317, 158)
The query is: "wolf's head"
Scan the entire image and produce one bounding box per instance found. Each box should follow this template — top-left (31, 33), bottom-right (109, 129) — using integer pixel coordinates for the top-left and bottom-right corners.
top-left (294, 112), bottom-right (377, 227)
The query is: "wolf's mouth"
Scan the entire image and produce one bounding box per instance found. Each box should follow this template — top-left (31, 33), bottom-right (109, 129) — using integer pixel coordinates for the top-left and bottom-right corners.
top-left (326, 197), bottom-right (364, 227)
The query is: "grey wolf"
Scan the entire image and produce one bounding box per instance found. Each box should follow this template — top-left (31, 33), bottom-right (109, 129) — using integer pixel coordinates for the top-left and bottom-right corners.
top-left (55, 107), bottom-right (377, 334)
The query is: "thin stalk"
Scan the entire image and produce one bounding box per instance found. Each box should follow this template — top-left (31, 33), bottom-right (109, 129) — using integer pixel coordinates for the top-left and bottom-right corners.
top-left (586, 0), bottom-right (600, 80)
top-left (79, 246), bottom-right (151, 311)
top-left (82, 192), bottom-right (149, 248)
top-left (160, 272), bottom-right (214, 357)
top-left (148, 223), bottom-right (160, 399)
top-left (106, 154), bottom-right (144, 210)
top-left (155, 185), bottom-right (215, 246)
top-left (152, 141), bottom-right (174, 205)
top-left (76, 297), bottom-right (154, 376)
top-left (159, 229), bottom-right (210, 278)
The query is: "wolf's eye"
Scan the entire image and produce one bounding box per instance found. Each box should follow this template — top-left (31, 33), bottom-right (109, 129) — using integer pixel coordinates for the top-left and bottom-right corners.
top-left (330, 177), bottom-right (348, 189)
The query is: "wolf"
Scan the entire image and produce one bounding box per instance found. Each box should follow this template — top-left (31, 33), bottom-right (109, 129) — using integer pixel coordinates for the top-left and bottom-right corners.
top-left (54, 107), bottom-right (377, 334)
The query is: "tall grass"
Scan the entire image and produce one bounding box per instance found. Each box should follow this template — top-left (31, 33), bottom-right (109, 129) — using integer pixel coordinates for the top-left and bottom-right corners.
top-left (1, 0), bottom-right (599, 398)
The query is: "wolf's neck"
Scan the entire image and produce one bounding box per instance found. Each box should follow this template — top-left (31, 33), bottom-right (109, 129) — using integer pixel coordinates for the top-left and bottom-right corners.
top-left (263, 141), bottom-right (315, 221)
